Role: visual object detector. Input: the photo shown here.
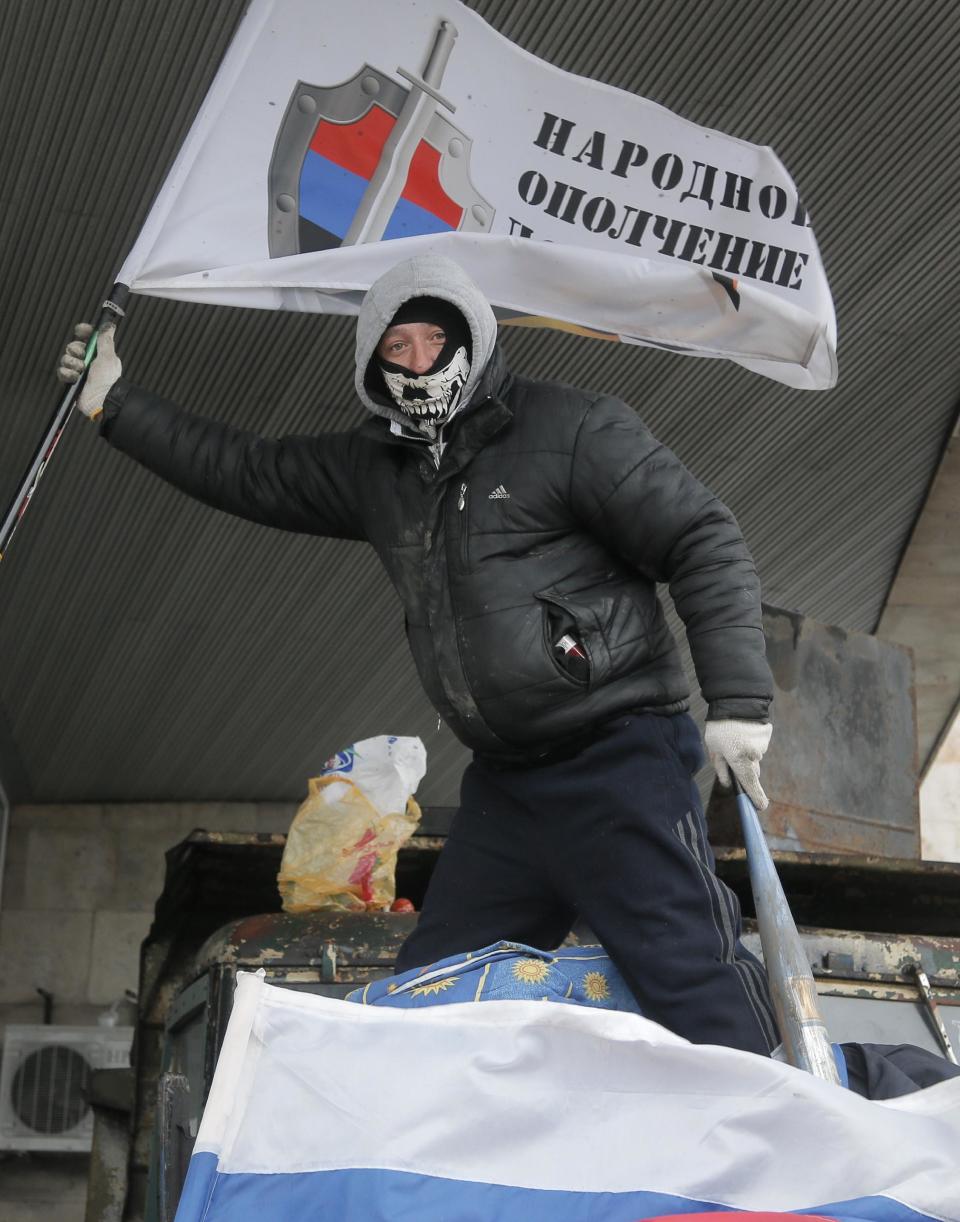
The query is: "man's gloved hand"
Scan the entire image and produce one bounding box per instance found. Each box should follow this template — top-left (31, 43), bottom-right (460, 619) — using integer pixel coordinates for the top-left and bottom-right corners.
top-left (56, 322), bottom-right (122, 421)
top-left (703, 719), bottom-right (772, 810)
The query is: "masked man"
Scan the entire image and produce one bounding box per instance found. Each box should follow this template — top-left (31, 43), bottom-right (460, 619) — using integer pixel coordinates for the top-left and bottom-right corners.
top-left (59, 254), bottom-right (777, 1055)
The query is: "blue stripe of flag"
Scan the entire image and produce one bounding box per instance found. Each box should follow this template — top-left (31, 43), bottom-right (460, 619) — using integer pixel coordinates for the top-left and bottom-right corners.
top-left (175, 1153), bottom-right (941, 1222)
top-left (299, 151), bottom-right (453, 242)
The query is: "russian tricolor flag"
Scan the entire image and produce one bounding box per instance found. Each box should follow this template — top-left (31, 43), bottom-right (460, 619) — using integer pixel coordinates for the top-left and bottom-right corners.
top-left (174, 973), bottom-right (960, 1221)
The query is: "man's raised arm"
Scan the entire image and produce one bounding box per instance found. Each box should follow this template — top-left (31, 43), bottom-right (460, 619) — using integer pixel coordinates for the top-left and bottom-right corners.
top-left (58, 323), bottom-right (366, 540)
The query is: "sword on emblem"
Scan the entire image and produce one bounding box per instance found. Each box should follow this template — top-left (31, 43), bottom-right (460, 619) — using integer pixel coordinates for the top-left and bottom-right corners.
top-left (341, 20), bottom-right (459, 247)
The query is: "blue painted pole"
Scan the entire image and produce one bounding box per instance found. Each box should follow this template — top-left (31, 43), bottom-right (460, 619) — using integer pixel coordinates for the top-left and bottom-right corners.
top-left (736, 783), bottom-right (841, 1083)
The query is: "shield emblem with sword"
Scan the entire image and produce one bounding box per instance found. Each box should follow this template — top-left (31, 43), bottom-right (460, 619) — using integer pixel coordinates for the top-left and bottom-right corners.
top-left (268, 19), bottom-right (494, 255)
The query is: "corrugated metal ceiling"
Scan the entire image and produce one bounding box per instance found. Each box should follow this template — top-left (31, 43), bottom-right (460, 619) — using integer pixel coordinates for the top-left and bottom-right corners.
top-left (1, 0), bottom-right (957, 804)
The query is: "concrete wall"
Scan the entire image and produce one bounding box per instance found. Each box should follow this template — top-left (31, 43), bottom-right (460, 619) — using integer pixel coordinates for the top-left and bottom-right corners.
top-left (876, 422), bottom-right (960, 862)
top-left (921, 712), bottom-right (960, 863)
top-left (0, 801), bottom-right (294, 1222)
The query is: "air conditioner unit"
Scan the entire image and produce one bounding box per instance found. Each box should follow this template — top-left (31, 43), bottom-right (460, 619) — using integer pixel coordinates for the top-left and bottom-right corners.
top-left (0, 1024), bottom-right (134, 1152)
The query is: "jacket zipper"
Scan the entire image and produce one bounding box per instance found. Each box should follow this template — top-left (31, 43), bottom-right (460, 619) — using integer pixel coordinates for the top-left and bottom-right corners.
top-left (457, 481), bottom-right (470, 570)
top-left (430, 423), bottom-right (446, 469)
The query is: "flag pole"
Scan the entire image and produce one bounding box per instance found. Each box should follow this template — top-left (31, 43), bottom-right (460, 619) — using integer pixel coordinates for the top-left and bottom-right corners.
top-left (735, 779), bottom-right (841, 1083)
top-left (0, 284), bottom-right (130, 564)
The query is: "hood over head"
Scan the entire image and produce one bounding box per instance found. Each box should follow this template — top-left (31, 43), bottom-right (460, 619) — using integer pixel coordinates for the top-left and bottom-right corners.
top-left (355, 255), bottom-right (498, 431)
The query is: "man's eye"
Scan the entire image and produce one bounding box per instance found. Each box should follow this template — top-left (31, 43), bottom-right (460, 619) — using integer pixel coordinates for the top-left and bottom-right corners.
top-left (431, 331), bottom-right (445, 342)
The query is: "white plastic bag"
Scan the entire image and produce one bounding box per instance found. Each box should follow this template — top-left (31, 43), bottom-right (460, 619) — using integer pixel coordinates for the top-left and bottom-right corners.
top-left (277, 736), bottom-right (426, 913)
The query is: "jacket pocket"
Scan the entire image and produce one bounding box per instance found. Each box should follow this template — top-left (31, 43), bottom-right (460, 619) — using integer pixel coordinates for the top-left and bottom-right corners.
top-left (534, 586), bottom-right (613, 688)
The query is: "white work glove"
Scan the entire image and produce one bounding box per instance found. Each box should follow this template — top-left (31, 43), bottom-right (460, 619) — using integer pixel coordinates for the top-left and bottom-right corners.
top-left (56, 322), bottom-right (122, 421)
top-left (704, 719), bottom-right (772, 810)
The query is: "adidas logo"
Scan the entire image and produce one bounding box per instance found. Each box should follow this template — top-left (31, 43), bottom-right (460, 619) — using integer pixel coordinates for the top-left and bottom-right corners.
top-left (488, 484), bottom-right (510, 500)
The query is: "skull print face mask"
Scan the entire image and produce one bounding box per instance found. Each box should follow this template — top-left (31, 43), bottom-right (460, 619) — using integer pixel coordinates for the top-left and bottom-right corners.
top-left (380, 344), bottom-right (471, 434)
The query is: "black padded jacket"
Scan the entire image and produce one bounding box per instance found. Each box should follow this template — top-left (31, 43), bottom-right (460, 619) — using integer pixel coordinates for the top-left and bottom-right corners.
top-left (100, 346), bottom-right (773, 763)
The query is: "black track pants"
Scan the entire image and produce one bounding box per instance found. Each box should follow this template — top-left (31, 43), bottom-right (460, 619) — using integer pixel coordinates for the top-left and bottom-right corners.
top-left (396, 712), bottom-right (778, 1056)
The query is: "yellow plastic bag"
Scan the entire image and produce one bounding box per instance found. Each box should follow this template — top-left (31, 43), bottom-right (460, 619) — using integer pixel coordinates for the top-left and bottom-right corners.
top-left (277, 736), bottom-right (425, 913)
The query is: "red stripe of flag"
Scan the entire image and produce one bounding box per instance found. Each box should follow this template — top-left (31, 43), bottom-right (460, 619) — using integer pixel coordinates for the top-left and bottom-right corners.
top-left (404, 139), bottom-right (462, 227)
top-left (642, 1214), bottom-right (838, 1221)
top-left (310, 105), bottom-right (394, 179)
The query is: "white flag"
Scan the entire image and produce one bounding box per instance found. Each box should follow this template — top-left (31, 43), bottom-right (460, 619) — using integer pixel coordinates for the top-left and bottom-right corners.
top-left (174, 972), bottom-right (960, 1222)
top-left (119, 0), bottom-right (837, 389)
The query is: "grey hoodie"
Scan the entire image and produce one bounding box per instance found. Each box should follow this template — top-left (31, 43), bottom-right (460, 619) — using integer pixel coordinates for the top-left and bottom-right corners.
top-left (353, 255), bottom-right (498, 431)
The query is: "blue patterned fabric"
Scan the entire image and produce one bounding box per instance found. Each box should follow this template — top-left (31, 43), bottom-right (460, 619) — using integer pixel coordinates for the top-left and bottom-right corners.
top-left (345, 941), bottom-right (643, 1011)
